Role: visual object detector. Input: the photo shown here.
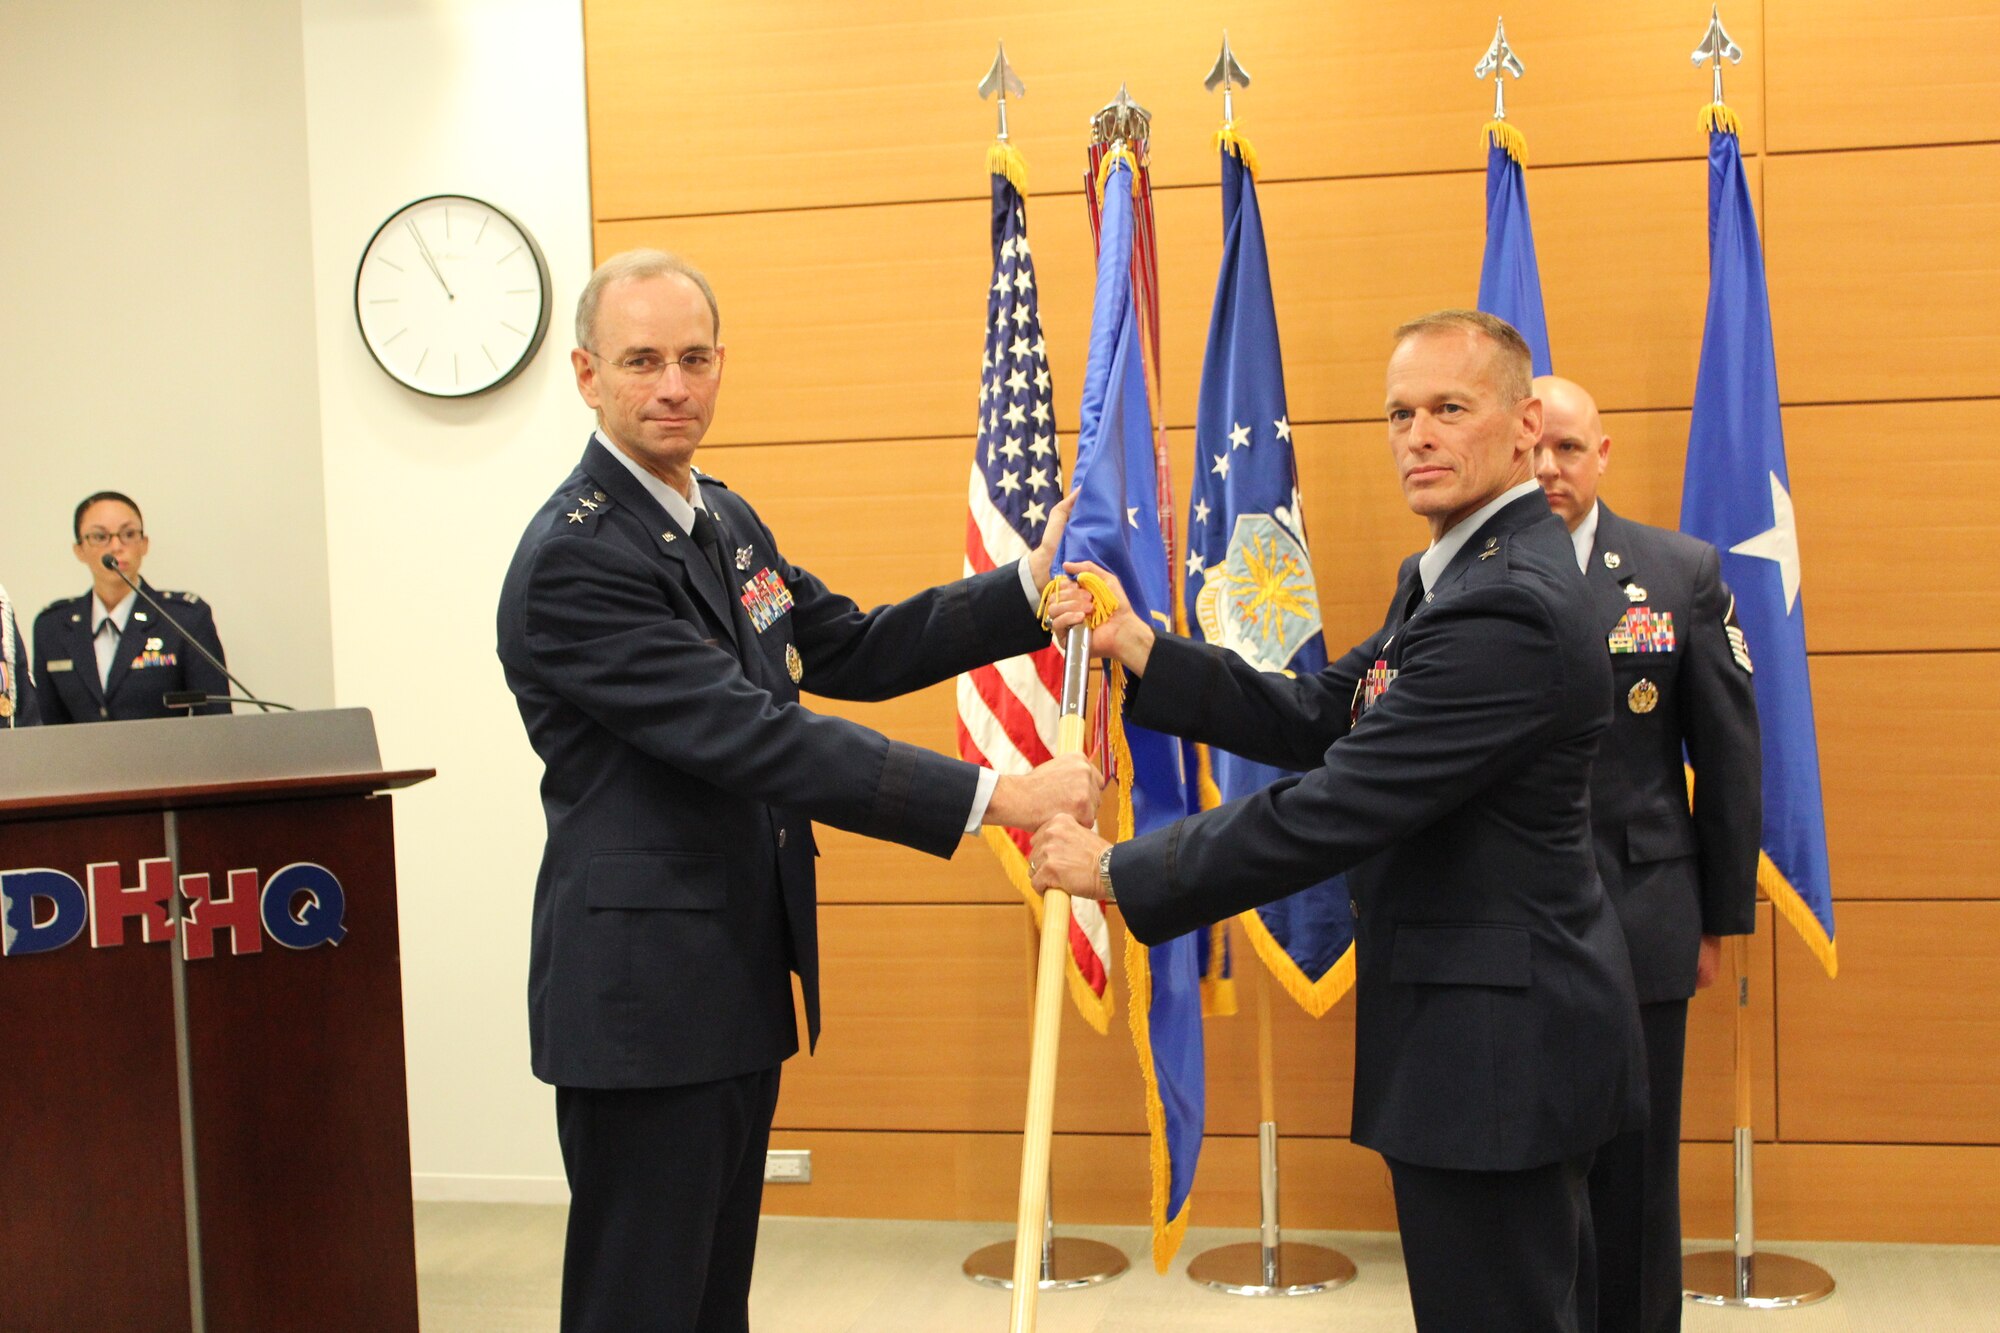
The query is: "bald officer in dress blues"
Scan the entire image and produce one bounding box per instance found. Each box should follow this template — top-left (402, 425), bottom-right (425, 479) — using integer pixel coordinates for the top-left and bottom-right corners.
top-left (34, 492), bottom-right (229, 724)
top-left (497, 249), bottom-right (1100, 1333)
top-left (1534, 375), bottom-right (1761, 1333)
top-left (1035, 311), bottom-right (1646, 1333)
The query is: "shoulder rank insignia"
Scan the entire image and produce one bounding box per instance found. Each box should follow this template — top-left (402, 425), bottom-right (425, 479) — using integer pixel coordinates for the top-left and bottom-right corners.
top-left (1478, 536), bottom-right (1499, 561)
top-left (1608, 606), bottom-right (1675, 654)
top-left (1627, 678), bottom-right (1660, 714)
top-left (785, 642), bottom-right (804, 683)
top-left (1723, 594), bottom-right (1753, 673)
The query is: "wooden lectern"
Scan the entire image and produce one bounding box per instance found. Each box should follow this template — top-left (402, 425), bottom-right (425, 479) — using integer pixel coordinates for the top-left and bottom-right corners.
top-left (0, 709), bottom-right (433, 1332)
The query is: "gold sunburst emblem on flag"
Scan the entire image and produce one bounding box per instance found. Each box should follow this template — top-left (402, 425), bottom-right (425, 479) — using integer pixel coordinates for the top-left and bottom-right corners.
top-left (1194, 514), bottom-right (1321, 672)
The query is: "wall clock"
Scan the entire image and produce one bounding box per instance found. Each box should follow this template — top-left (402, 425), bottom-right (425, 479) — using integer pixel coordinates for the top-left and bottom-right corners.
top-left (354, 194), bottom-right (552, 397)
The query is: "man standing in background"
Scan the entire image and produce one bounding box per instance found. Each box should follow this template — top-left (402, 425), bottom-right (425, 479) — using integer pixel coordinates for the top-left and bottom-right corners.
top-left (1, 576), bottom-right (35, 726)
top-left (1534, 374), bottom-right (1762, 1333)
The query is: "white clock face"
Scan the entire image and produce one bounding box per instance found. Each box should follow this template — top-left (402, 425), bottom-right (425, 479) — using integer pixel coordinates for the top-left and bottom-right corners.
top-left (354, 195), bottom-right (552, 398)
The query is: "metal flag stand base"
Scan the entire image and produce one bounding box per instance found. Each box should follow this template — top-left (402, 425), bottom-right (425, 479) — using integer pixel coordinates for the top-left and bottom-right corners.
top-left (1680, 1129), bottom-right (1834, 1309)
top-left (1186, 1125), bottom-right (1355, 1297)
top-left (1188, 962), bottom-right (1355, 1298)
top-left (963, 1184), bottom-right (1129, 1292)
top-left (1682, 938), bottom-right (1835, 1310)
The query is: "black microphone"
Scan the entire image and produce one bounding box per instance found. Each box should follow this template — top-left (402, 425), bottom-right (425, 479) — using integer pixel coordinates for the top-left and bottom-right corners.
top-left (100, 554), bottom-right (286, 714)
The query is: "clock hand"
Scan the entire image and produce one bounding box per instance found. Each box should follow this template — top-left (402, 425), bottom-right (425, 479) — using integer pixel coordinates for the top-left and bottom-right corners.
top-left (405, 221), bottom-right (455, 300)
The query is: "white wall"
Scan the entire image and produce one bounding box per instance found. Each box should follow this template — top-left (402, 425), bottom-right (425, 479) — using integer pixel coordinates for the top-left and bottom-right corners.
top-left (0, 1), bottom-right (334, 712)
top-left (299, 0), bottom-right (593, 1199)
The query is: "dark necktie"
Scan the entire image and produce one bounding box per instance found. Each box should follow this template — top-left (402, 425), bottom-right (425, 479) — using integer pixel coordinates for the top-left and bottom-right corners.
top-left (688, 507), bottom-right (729, 589)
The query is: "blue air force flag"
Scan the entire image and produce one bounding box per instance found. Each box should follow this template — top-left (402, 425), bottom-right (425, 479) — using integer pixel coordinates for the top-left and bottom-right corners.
top-left (1187, 135), bottom-right (1355, 1015)
top-left (1059, 148), bottom-right (1204, 1269)
top-left (1680, 120), bottom-right (1836, 975)
top-left (1476, 125), bottom-right (1553, 376)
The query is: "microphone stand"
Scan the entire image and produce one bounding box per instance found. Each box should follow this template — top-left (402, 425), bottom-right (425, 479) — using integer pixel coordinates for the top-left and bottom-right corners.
top-left (98, 555), bottom-right (283, 714)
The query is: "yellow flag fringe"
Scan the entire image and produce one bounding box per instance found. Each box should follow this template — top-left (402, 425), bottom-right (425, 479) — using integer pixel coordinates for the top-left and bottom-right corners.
top-left (1683, 764), bottom-right (1835, 976)
top-left (1760, 852), bottom-right (1839, 978)
top-left (986, 826), bottom-right (1113, 1034)
top-left (1213, 123), bottom-right (1262, 179)
top-left (1700, 101), bottom-right (1744, 138)
top-left (1094, 142), bottom-right (1142, 199)
top-left (1483, 119), bottom-right (1528, 165)
top-left (1238, 908), bottom-right (1355, 1018)
top-left (1103, 664), bottom-right (1191, 1270)
top-left (986, 141), bottom-right (1028, 193)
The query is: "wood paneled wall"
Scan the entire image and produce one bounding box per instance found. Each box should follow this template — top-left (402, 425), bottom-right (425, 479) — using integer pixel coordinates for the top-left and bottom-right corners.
top-left (583, 0), bottom-right (2000, 1243)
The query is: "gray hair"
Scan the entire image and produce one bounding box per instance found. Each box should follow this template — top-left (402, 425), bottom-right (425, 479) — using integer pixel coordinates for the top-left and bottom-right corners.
top-left (574, 249), bottom-right (721, 350)
top-left (1392, 309), bottom-right (1533, 404)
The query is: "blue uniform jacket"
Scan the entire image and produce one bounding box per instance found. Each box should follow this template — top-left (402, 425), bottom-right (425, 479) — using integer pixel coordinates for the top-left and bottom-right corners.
top-left (496, 437), bottom-right (1047, 1089)
top-left (1111, 493), bottom-right (1647, 1172)
top-left (32, 584), bottom-right (228, 724)
top-left (1584, 503), bottom-right (1761, 1003)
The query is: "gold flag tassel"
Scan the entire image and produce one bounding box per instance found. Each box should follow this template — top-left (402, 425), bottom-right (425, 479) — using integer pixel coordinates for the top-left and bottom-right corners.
top-left (1699, 99), bottom-right (1744, 137)
top-left (1213, 122), bottom-right (1262, 179)
top-left (1483, 118), bottom-right (1528, 165)
top-left (988, 140), bottom-right (1029, 193)
top-left (1094, 141), bottom-right (1142, 198)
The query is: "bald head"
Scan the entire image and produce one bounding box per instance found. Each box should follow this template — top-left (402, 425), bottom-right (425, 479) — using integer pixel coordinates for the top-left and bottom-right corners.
top-left (1531, 375), bottom-right (1611, 530)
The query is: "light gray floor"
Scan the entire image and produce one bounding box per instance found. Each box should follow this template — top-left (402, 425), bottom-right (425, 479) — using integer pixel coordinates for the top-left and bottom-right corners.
top-left (415, 1202), bottom-right (2000, 1331)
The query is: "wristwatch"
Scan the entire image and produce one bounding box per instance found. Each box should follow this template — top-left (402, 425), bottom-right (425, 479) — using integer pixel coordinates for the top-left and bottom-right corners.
top-left (1096, 847), bottom-right (1117, 904)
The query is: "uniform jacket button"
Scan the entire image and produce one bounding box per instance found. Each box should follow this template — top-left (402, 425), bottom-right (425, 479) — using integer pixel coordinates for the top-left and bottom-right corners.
top-left (777, 827), bottom-right (788, 848)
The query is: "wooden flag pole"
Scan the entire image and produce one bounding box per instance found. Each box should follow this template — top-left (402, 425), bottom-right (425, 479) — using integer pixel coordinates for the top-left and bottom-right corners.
top-left (1008, 626), bottom-right (1091, 1331)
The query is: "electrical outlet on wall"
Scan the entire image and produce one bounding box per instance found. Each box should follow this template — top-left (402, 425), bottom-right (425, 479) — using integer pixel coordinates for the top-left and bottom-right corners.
top-left (764, 1149), bottom-right (811, 1184)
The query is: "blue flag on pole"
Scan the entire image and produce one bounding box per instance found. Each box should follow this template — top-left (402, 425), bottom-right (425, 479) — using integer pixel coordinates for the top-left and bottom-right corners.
top-left (1186, 133), bottom-right (1355, 1015)
top-left (1059, 148), bottom-right (1203, 1269)
top-left (1476, 124), bottom-right (1553, 375)
top-left (1680, 115), bottom-right (1836, 975)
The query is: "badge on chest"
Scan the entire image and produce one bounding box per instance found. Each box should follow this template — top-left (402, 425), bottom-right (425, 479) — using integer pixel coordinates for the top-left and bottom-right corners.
top-left (1351, 658), bottom-right (1398, 724)
top-left (1607, 606), bottom-right (1675, 655)
top-left (740, 567), bottom-right (794, 633)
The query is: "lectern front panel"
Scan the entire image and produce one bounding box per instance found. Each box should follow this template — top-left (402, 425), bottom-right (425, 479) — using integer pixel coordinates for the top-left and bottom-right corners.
top-left (177, 793), bottom-right (420, 1332)
top-left (0, 811), bottom-right (193, 1331)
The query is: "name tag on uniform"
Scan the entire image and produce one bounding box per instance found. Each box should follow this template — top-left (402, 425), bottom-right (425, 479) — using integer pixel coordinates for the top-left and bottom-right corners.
top-left (739, 568), bottom-right (793, 634)
top-left (45, 658), bottom-right (74, 673)
top-left (1608, 607), bottom-right (1675, 654)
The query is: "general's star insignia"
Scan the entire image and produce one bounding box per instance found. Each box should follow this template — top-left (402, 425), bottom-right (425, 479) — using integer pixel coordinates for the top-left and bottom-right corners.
top-left (567, 510), bottom-right (585, 523)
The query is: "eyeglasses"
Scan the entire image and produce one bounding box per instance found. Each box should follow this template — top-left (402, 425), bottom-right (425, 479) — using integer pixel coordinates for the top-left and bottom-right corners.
top-left (79, 528), bottom-right (145, 549)
top-left (587, 347), bottom-right (721, 382)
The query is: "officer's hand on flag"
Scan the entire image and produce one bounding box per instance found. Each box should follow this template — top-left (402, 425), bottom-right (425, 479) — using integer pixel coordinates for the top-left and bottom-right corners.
top-left (1027, 814), bottom-right (1112, 899)
top-left (1024, 489), bottom-right (1081, 592)
top-left (983, 753), bottom-right (1104, 831)
top-left (1055, 560), bottom-right (1154, 675)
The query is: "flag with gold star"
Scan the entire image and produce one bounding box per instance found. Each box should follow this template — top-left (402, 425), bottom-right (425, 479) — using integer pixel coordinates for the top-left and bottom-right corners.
top-left (1185, 131), bottom-right (1355, 1016)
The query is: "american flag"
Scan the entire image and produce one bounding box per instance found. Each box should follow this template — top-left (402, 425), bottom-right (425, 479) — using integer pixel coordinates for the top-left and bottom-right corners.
top-left (957, 157), bottom-right (1113, 1033)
